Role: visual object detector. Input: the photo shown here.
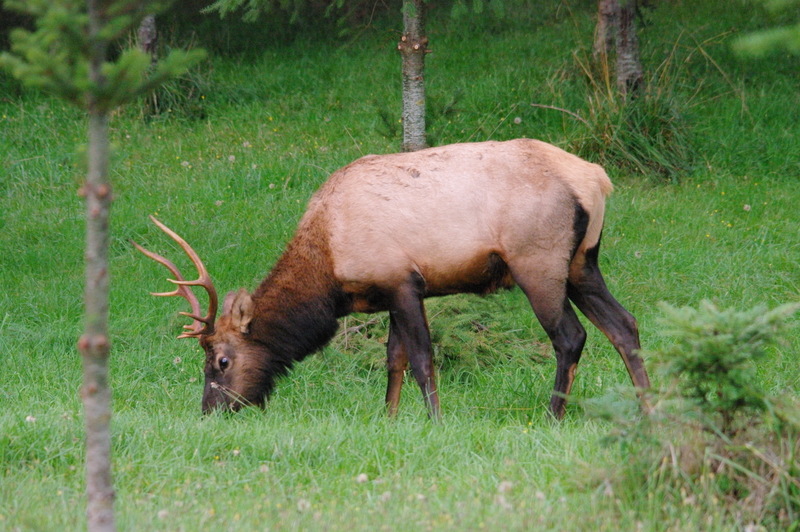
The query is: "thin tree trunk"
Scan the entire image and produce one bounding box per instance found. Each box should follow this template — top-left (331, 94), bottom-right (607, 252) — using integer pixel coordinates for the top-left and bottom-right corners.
top-left (593, 0), bottom-right (618, 62)
top-left (398, 0), bottom-right (428, 152)
top-left (80, 108), bottom-right (115, 532)
top-left (79, 1), bottom-right (115, 530)
top-left (138, 14), bottom-right (159, 114)
top-left (615, 0), bottom-right (643, 96)
top-left (138, 14), bottom-right (158, 66)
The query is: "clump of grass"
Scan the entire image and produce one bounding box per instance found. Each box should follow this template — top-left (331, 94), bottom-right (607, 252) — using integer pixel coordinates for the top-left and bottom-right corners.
top-left (119, 32), bottom-right (212, 120)
top-left (0, 70), bottom-right (24, 98)
top-left (589, 301), bottom-right (800, 528)
top-left (139, 57), bottom-right (212, 120)
top-left (567, 46), bottom-right (695, 182)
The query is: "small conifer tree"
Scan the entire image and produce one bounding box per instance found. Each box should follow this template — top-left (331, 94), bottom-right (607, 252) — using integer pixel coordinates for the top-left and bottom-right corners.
top-left (1, 2), bottom-right (205, 530)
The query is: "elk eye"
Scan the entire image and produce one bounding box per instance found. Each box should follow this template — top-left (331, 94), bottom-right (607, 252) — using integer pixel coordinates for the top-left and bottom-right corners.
top-left (219, 357), bottom-right (230, 371)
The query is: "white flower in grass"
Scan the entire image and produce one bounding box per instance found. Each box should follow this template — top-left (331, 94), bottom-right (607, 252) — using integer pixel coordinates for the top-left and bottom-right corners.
top-left (494, 494), bottom-right (513, 511)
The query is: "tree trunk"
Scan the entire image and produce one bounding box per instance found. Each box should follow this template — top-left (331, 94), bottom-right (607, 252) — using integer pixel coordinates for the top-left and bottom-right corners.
top-left (615, 0), bottom-right (643, 96)
top-left (137, 14), bottom-right (158, 66)
top-left (593, 0), bottom-right (618, 62)
top-left (80, 108), bottom-right (115, 532)
top-left (398, 0), bottom-right (428, 152)
top-left (79, 1), bottom-right (115, 531)
top-left (138, 14), bottom-right (159, 114)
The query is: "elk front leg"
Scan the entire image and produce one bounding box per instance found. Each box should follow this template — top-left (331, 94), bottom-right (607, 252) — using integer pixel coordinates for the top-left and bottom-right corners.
top-left (389, 273), bottom-right (441, 420)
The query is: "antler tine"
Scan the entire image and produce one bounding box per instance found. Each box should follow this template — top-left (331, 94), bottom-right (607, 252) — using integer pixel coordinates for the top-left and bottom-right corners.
top-left (131, 240), bottom-right (204, 331)
top-left (133, 215), bottom-right (219, 338)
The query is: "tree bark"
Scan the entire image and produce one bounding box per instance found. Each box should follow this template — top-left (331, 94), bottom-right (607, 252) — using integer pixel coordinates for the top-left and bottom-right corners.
top-left (79, 1), bottom-right (115, 531)
top-left (615, 0), bottom-right (643, 96)
top-left (80, 109), bottom-right (115, 532)
top-left (593, 0), bottom-right (618, 62)
top-left (137, 14), bottom-right (158, 66)
top-left (398, 0), bottom-right (428, 152)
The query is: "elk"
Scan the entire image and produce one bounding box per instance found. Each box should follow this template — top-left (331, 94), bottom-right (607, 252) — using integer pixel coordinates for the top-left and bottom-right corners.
top-left (134, 139), bottom-right (651, 418)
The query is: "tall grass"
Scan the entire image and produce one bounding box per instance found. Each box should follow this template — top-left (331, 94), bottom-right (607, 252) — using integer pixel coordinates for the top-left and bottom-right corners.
top-left (1, 1), bottom-right (799, 530)
top-left (563, 45), bottom-right (694, 182)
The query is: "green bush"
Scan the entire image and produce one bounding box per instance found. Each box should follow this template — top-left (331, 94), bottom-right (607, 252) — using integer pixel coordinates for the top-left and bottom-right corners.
top-left (592, 301), bottom-right (800, 528)
top-left (655, 300), bottom-right (799, 435)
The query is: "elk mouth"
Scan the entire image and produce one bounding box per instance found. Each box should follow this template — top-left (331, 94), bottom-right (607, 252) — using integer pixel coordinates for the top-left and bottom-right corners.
top-left (202, 381), bottom-right (260, 414)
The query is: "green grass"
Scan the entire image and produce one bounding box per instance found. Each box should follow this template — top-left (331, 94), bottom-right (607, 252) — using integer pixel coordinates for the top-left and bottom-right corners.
top-left (2, 1), bottom-right (799, 530)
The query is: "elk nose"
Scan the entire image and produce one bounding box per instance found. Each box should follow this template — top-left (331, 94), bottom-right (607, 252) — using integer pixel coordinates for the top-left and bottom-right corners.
top-left (201, 381), bottom-right (226, 414)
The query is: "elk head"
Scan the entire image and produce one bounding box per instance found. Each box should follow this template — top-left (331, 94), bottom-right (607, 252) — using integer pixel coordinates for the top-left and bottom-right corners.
top-left (133, 216), bottom-right (268, 413)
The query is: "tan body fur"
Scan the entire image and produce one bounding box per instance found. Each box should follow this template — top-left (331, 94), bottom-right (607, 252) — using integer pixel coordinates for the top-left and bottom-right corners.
top-left (307, 139), bottom-right (610, 309)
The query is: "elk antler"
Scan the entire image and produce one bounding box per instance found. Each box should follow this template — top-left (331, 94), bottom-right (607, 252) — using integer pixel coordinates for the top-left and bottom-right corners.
top-left (132, 215), bottom-right (219, 338)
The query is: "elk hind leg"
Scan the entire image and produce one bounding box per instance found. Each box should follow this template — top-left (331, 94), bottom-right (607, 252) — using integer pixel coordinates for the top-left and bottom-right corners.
top-left (567, 245), bottom-right (651, 391)
top-left (511, 264), bottom-right (587, 419)
top-left (388, 273), bottom-right (441, 420)
top-left (545, 300), bottom-right (587, 419)
top-left (385, 316), bottom-right (409, 417)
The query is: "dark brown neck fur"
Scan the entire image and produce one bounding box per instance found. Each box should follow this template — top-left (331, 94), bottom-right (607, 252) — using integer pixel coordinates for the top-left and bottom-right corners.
top-left (249, 215), bottom-right (348, 371)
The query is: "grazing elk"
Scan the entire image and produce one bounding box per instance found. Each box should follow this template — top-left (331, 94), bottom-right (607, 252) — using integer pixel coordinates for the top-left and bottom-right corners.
top-left (135, 139), bottom-right (650, 418)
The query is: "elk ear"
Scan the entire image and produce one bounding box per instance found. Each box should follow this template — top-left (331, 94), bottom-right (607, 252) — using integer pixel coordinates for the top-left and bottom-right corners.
top-left (223, 288), bottom-right (254, 334)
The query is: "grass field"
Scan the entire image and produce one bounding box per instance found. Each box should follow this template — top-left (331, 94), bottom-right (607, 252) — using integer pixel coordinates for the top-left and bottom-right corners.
top-left (1, 1), bottom-right (799, 530)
